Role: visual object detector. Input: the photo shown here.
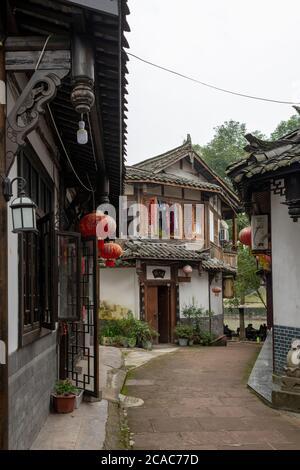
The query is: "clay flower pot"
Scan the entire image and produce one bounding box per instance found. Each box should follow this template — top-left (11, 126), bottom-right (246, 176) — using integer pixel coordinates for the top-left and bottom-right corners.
top-left (53, 394), bottom-right (76, 413)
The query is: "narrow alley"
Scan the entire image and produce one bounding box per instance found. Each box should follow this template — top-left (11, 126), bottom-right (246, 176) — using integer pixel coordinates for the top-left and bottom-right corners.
top-left (125, 343), bottom-right (300, 450)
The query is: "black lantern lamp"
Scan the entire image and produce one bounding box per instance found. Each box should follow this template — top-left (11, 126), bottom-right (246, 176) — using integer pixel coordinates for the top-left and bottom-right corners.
top-left (2, 176), bottom-right (38, 234)
top-left (284, 173), bottom-right (300, 222)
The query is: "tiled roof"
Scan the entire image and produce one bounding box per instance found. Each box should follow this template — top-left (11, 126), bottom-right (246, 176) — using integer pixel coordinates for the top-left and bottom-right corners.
top-left (227, 125), bottom-right (300, 184)
top-left (130, 137), bottom-right (240, 208)
top-left (125, 166), bottom-right (240, 211)
top-left (120, 240), bottom-right (236, 273)
top-left (133, 140), bottom-right (192, 173)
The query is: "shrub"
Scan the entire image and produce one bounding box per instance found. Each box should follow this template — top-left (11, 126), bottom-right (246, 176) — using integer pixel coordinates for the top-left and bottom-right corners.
top-left (134, 321), bottom-right (159, 344)
top-left (174, 324), bottom-right (194, 340)
top-left (200, 332), bottom-right (216, 346)
top-left (181, 301), bottom-right (205, 332)
top-left (100, 313), bottom-right (159, 347)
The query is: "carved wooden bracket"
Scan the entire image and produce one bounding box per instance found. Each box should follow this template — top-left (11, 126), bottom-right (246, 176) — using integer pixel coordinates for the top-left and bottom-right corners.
top-left (6, 68), bottom-right (69, 175)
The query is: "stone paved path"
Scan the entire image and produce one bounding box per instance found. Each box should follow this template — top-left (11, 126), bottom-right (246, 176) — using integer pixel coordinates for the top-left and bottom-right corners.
top-left (126, 343), bottom-right (300, 450)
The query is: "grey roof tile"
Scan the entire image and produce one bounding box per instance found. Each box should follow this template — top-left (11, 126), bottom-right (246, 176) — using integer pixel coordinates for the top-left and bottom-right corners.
top-left (120, 240), bottom-right (236, 273)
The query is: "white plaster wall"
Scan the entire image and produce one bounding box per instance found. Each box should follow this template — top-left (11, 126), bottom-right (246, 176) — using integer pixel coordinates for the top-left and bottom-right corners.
top-left (99, 267), bottom-right (140, 318)
top-left (179, 271), bottom-right (209, 316)
top-left (165, 160), bottom-right (207, 182)
top-left (7, 160), bottom-right (19, 354)
top-left (210, 275), bottom-right (223, 316)
top-left (271, 192), bottom-right (300, 328)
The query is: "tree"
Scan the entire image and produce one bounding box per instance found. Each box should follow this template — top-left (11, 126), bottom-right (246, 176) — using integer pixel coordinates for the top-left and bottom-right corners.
top-left (194, 121), bottom-right (265, 180)
top-left (229, 245), bottom-right (266, 339)
top-left (270, 114), bottom-right (300, 141)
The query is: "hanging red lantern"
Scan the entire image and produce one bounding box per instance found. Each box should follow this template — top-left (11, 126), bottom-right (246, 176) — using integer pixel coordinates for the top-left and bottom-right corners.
top-left (239, 226), bottom-right (252, 246)
top-left (212, 286), bottom-right (222, 297)
top-left (79, 212), bottom-right (102, 238)
top-left (99, 241), bottom-right (123, 267)
top-left (79, 212), bottom-right (116, 239)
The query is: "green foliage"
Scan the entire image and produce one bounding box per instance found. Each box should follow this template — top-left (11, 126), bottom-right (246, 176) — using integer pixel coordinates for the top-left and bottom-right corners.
top-left (174, 324), bottom-right (194, 340)
top-left (193, 115), bottom-right (300, 180)
top-left (229, 245), bottom-right (261, 308)
top-left (270, 114), bottom-right (300, 141)
top-left (100, 313), bottom-right (159, 348)
top-left (134, 321), bottom-right (159, 344)
top-left (194, 120), bottom-right (248, 179)
top-left (200, 331), bottom-right (216, 346)
top-left (181, 300), bottom-right (205, 331)
top-left (55, 379), bottom-right (79, 396)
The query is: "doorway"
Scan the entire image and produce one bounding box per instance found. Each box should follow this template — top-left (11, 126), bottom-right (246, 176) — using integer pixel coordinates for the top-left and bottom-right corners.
top-left (158, 286), bottom-right (170, 343)
top-left (145, 285), bottom-right (173, 343)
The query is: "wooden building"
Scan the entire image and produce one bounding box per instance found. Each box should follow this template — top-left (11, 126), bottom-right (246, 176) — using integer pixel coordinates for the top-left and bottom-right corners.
top-left (100, 137), bottom-right (239, 342)
top-left (0, 0), bottom-right (129, 449)
top-left (227, 115), bottom-right (300, 408)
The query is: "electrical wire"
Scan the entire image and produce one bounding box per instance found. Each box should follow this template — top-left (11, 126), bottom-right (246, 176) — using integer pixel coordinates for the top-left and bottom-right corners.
top-left (35, 34), bottom-right (52, 70)
top-left (47, 104), bottom-right (95, 193)
top-left (128, 52), bottom-right (300, 106)
top-left (34, 34), bottom-right (95, 193)
top-left (87, 113), bottom-right (98, 173)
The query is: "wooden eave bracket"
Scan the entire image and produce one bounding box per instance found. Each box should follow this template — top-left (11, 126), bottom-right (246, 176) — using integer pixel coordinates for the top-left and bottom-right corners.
top-left (5, 39), bottom-right (71, 175)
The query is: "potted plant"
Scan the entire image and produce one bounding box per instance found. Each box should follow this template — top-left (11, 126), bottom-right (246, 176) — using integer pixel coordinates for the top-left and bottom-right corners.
top-left (135, 321), bottom-right (158, 350)
top-left (53, 379), bottom-right (79, 413)
top-left (174, 324), bottom-right (194, 346)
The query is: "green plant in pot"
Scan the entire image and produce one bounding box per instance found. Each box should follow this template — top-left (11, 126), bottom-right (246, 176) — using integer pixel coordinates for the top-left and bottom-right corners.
top-left (53, 379), bottom-right (79, 413)
top-left (174, 324), bottom-right (194, 346)
top-left (135, 321), bottom-right (158, 350)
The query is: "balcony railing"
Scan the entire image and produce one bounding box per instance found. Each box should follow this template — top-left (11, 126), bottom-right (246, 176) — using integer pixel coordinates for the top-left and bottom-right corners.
top-left (210, 243), bottom-right (237, 268)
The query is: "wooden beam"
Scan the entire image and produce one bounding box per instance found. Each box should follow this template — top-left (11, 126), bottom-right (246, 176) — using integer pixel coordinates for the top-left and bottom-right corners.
top-left (6, 50), bottom-right (70, 71)
top-left (5, 36), bottom-right (70, 51)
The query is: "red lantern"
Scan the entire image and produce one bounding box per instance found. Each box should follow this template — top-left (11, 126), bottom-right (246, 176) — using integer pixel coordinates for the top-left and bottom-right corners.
top-left (212, 286), bottom-right (222, 297)
top-left (79, 212), bottom-right (116, 239)
top-left (79, 212), bottom-right (102, 238)
top-left (239, 226), bottom-right (252, 246)
top-left (99, 242), bottom-right (123, 267)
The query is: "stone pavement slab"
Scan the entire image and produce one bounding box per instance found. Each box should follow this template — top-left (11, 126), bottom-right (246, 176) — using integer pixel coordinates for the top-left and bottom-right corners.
top-left (125, 343), bottom-right (300, 450)
top-left (31, 400), bottom-right (108, 450)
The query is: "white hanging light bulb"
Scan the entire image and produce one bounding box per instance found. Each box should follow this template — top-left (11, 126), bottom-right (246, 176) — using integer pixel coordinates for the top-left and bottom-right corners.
top-left (77, 118), bottom-right (88, 145)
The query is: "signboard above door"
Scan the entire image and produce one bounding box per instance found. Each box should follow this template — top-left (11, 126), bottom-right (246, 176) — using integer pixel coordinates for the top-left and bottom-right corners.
top-left (146, 265), bottom-right (171, 281)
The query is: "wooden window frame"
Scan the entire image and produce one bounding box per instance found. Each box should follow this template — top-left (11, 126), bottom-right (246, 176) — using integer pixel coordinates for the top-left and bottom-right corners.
top-left (18, 147), bottom-right (55, 347)
top-left (57, 231), bottom-right (81, 321)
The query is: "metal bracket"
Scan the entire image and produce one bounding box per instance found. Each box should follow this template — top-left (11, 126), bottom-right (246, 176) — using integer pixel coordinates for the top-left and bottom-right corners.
top-left (6, 68), bottom-right (69, 175)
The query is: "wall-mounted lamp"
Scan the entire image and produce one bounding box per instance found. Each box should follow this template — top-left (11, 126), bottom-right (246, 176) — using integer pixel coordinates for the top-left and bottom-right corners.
top-left (2, 177), bottom-right (38, 234)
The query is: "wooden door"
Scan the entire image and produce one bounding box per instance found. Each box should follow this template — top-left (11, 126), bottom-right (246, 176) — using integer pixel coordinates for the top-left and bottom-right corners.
top-left (146, 286), bottom-right (158, 333)
top-left (158, 286), bottom-right (170, 343)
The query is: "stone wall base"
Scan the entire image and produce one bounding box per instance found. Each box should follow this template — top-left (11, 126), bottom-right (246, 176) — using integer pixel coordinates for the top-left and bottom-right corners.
top-left (272, 390), bottom-right (300, 412)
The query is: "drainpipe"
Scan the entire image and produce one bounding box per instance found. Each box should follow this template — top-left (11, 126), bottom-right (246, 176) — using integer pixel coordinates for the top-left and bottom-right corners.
top-left (0, 40), bottom-right (9, 450)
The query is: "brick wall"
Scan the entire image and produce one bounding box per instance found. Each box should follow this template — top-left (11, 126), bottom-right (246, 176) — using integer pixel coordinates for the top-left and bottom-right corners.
top-left (273, 324), bottom-right (300, 374)
top-left (8, 332), bottom-right (57, 449)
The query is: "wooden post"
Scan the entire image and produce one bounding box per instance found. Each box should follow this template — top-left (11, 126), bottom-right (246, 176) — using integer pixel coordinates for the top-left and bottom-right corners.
top-left (232, 213), bottom-right (238, 250)
top-left (239, 306), bottom-right (246, 340)
top-left (0, 42), bottom-right (9, 450)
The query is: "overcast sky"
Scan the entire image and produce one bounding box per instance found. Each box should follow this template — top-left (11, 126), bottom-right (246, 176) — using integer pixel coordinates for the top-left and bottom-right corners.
top-left (125, 0), bottom-right (300, 165)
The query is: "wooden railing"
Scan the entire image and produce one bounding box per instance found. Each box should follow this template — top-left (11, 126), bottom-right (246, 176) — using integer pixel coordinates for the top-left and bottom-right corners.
top-left (210, 243), bottom-right (237, 268)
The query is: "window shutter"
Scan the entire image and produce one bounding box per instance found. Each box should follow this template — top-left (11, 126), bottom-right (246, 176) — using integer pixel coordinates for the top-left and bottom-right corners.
top-left (57, 231), bottom-right (81, 321)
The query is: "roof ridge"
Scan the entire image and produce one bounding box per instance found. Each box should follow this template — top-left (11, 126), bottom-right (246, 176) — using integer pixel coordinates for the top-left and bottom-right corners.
top-left (132, 140), bottom-right (192, 168)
